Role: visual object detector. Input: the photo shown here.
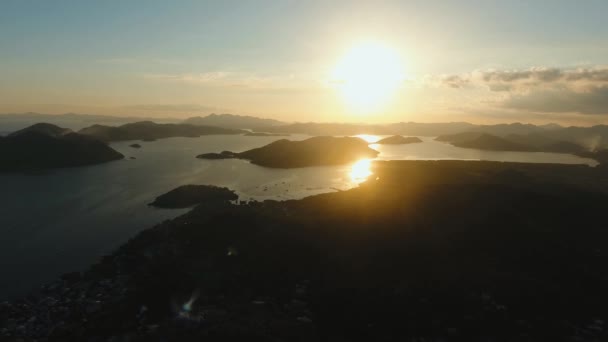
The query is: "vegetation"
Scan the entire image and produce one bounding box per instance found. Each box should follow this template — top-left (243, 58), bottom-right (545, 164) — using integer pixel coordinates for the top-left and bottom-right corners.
top-left (149, 185), bottom-right (238, 208)
top-left (0, 123), bottom-right (123, 172)
top-left (375, 135), bottom-right (422, 144)
top-left (198, 136), bottom-right (379, 168)
top-left (3, 160), bottom-right (607, 341)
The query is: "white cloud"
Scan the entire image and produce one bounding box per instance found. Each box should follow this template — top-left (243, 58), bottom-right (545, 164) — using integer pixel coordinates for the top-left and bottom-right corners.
top-left (430, 67), bottom-right (608, 115)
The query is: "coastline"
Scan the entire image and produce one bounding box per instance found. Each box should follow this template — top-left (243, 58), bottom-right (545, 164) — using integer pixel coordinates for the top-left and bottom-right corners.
top-left (3, 160), bottom-right (608, 340)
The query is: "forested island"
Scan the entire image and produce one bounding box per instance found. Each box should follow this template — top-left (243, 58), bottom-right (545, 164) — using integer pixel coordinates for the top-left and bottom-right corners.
top-left (0, 123), bottom-right (124, 172)
top-left (197, 136), bottom-right (379, 168)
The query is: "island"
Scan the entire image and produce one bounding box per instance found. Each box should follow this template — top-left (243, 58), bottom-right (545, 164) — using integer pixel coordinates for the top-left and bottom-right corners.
top-left (374, 135), bottom-right (422, 145)
top-left (197, 136), bottom-right (379, 168)
top-left (149, 185), bottom-right (238, 208)
top-left (129, 143), bottom-right (142, 148)
top-left (183, 113), bottom-right (285, 129)
top-left (244, 132), bottom-right (290, 137)
top-left (78, 121), bottom-right (245, 142)
top-left (195, 151), bottom-right (239, 160)
top-left (0, 123), bottom-right (124, 172)
top-left (436, 131), bottom-right (589, 154)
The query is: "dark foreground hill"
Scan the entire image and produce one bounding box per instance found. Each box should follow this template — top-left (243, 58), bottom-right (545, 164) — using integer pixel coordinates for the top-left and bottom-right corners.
top-left (78, 121), bottom-right (244, 142)
top-left (0, 123), bottom-right (124, 172)
top-left (198, 136), bottom-right (379, 168)
top-left (3, 161), bottom-right (608, 341)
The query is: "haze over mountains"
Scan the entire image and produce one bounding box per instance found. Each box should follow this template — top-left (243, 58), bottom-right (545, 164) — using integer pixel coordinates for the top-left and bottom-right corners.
top-left (78, 121), bottom-right (244, 142)
top-left (3, 112), bottom-right (608, 159)
top-left (183, 113), bottom-right (285, 129)
top-left (0, 113), bottom-right (177, 132)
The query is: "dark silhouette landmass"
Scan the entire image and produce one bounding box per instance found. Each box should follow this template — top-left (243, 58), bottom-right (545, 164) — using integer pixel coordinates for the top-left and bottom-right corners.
top-left (78, 121), bottom-right (244, 142)
top-left (149, 185), bottom-right (238, 208)
top-left (578, 149), bottom-right (608, 167)
top-left (438, 132), bottom-right (537, 152)
top-left (8, 122), bottom-right (73, 137)
top-left (258, 122), bottom-right (554, 137)
top-left (257, 121), bottom-right (608, 150)
top-left (197, 136), bottom-right (379, 168)
top-left (5, 113), bottom-right (608, 150)
top-left (436, 132), bottom-right (592, 155)
top-left (0, 112), bottom-right (178, 131)
top-left (183, 113), bottom-right (284, 129)
top-left (0, 123), bottom-right (124, 172)
top-left (375, 135), bottom-right (422, 145)
top-left (196, 151), bottom-right (239, 160)
top-left (3, 161), bottom-right (608, 340)
top-left (244, 132), bottom-right (290, 137)
top-left (129, 143), bottom-right (142, 148)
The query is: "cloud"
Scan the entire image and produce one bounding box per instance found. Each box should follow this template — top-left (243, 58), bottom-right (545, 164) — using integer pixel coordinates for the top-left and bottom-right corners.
top-left (144, 72), bottom-right (231, 84)
top-left (432, 66), bottom-right (608, 115)
top-left (441, 75), bottom-right (470, 88)
top-left (474, 67), bottom-right (608, 93)
top-left (503, 86), bottom-right (608, 115)
top-left (143, 71), bottom-right (320, 93)
top-left (96, 57), bottom-right (138, 64)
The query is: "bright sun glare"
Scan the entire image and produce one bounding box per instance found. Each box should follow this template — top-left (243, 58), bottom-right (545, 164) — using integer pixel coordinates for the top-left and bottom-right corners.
top-left (350, 159), bottom-right (373, 183)
top-left (332, 41), bottom-right (404, 112)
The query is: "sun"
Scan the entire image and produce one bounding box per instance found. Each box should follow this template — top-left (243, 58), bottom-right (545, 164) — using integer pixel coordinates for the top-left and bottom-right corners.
top-left (332, 41), bottom-right (404, 112)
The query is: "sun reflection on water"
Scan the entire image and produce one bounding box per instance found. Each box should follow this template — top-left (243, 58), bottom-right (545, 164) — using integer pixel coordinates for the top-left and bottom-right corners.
top-left (353, 134), bottom-right (381, 143)
top-left (350, 159), bottom-right (373, 183)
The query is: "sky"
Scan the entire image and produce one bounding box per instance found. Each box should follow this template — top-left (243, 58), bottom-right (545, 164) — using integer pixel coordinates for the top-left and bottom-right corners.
top-left (1, 0), bottom-right (608, 125)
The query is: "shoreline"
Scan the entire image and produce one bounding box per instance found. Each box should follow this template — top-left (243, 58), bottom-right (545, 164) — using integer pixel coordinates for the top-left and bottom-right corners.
top-left (3, 160), bottom-right (608, 340)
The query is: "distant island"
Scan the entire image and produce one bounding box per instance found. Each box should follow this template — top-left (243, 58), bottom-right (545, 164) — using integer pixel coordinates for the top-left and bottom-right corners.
top-left (0, 123), bottom-right (124, 172)
top-left (149, 185), bottom-right (238, 208)
top-left (78, 121), bottom-right (244, 142)
top-left (255, 121), bottom-right (608, 151)
top-left (0, 112), bottom-right (179, 131)
top-left (436, 131), bottom-right (592, 154)
top-left (183, 113), bottom-right (285, 129)
top-left (374, 135), bottom-right (422, 145)
top-left (244, 132), bottom-right (290, 137)
top-left (436, 132), bottom-right (536, 152)
top-left (198, 136), bottom-right (379, 168)
top-left (4, 113), bottom-right (608, 151)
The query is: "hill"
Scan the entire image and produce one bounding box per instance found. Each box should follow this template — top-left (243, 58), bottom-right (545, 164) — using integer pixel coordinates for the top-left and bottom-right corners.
top-left (375, 135), bottom-right (422, 144)
top-left (198, 136), bottom-right (379, 168)
top-left (0, 112), bottom-right (177, 131)
top-left (183, 114), bottom-right (284, 129)
top-left (437, 131), bottom-right (590, 154)
top-left (78, 121), bottom-right (244, 142)
top-left (4, 161), bottom-right (608, 340)
top-left (0, 123), bottom-right (124, 171)
top-left (447, 133), bottom-right (537, 152)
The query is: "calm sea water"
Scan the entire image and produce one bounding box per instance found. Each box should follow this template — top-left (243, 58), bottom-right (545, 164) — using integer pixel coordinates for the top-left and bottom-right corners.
top-left (0, 134), bottom-right (597, 299)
